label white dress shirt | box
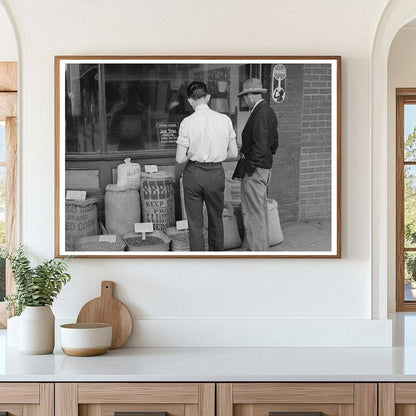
[176,104,236,163]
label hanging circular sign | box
[273,87,285,103]
[273,64,287,80]
[272,64,287,103]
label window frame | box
[0,62,17,327]
[396,88,416,311]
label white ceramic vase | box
[19,305,55,354]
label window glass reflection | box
[405,252,416,301]
[404,104,416,162]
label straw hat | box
[237,78,267,97]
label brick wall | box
[268,64,304,223]
[298,64,332,220]
[172,64,333,225]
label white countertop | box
[2,328,416,382]
[3,313,416,382]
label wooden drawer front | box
[78,383,200,404]
[235,403,342,416]
[0,404,25,416]
[0,383,53,416]
[80,403,186,416]
[218,384,376,416]
[379,383,416,416]
[57,383,215,416]
[395,384,416,404]
[233,384,354,404]
[0,383,39,403]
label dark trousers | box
[183,161,225,251]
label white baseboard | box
[56,317,392,347]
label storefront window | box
[103,64,193,152]
[65,64,102,153]
[64,62,264,157]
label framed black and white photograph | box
[55,56,341,258]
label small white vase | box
[19,306,55,354]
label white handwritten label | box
[176,220,189,230]
[144,165,158,173]
[134,222,154,234]
[66,190,86,200]
[99,235,117,243]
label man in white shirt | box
[176,81,238,251]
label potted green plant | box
[1,245,71,354]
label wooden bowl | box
[60,323,112,356]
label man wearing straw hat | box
[237,78,279,251]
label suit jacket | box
[240,100,278,175]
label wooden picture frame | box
[55,56,341,258]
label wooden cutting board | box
[76,281,133,349]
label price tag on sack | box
[176,220,188,230]
[99,235,117,243]
[134,222,154,240]
[66,190,86,200]
[144,165,158,173]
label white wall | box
[387,25,416,312]
[0,3,17,61]
[0,0,393,346]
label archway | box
[371,0,416,319]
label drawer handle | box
[115,412,167,416]
[270,413,324,416]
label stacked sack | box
[105,158,141,236]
